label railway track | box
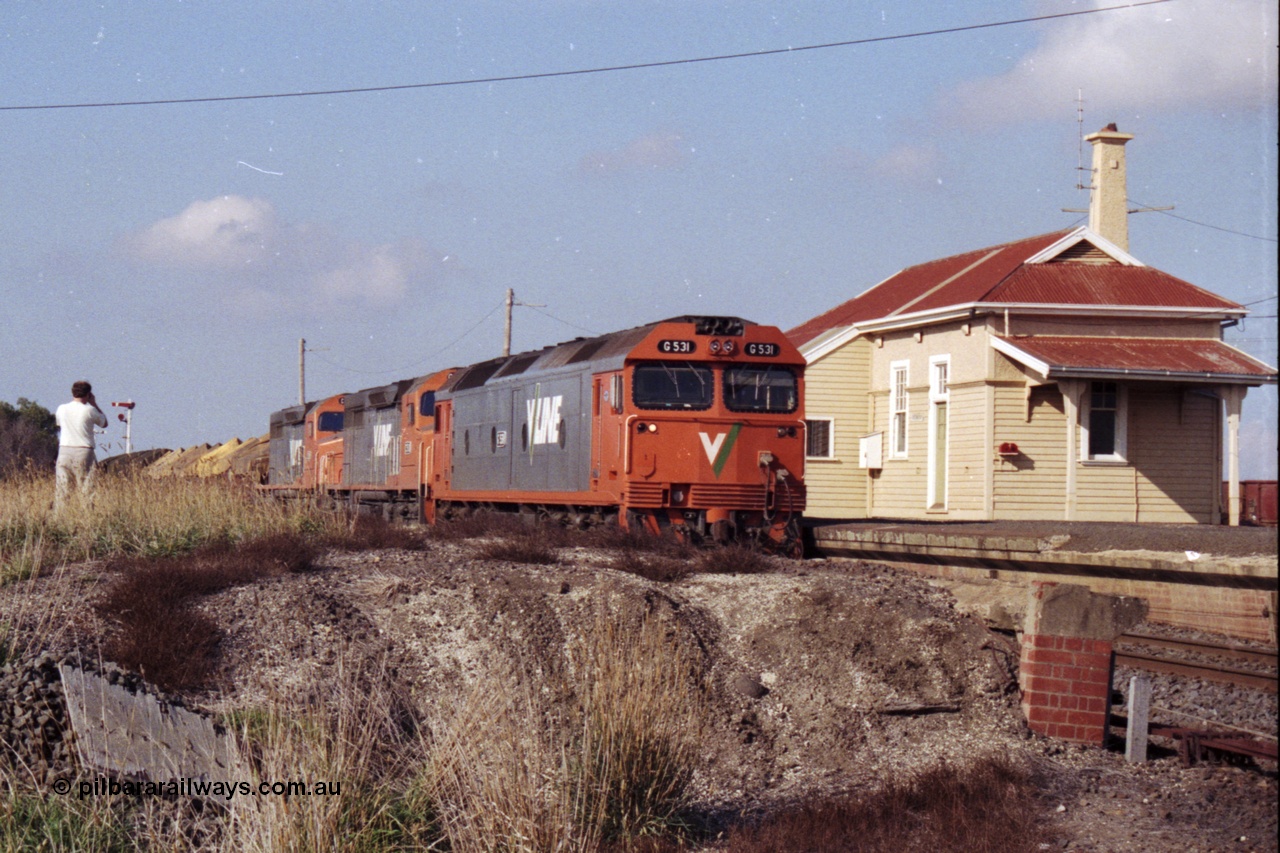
[1115,632,1278,694]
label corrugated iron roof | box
[995,336,1277,382]
[986,265,1241,309]
[787,229,1246,347]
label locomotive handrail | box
[623,415,638,474]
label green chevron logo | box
[699,423,742,478]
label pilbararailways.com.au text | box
[54,777,342,802]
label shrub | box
[95,533,319,692]
[723,754,1052,853]
[473,531,561,565]
[323,512,427,552]
[693,543,773,576]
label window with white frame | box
[889,360,909,458]
[930,357,950,402]
[805,418,833,459]
[1081,381,1127,461]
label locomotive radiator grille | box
[690,483,806,509]
[625,482,667,507]
[626,482,807,509]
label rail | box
[1115,633,1278,694]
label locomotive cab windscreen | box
[632,363,714,410]
[723,365,799,413]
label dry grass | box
[427,610,705,852]
[0,471,339,583]
[222,653,437,853]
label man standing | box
[54,380,108,511]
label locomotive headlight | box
[721,340,735,355]
[648,423,658,433]
[709,340,722,354]
[637,422,658,433]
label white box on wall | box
[859,432,883,469]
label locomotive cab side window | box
[723,365,798,413]
[632,362,714,410]
[317,411,344,433]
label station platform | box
[804,520,1277,643]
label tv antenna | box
[1061,92,1174,223]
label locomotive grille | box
[690,483,806,509]
[623,482,808,509]
[626,482,666,507]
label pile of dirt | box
[197,545,1024,817]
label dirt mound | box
[191,544,1021,814]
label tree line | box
[0,398,57,478]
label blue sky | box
[2,1,1276,476]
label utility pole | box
[299,338,306,406]
[502,289,545,357]
[503,290,513,357]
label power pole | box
[299,338,306,406]
[503,290,513,357]
[502,289,545,357]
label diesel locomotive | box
[264,315,806,554]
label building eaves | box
[991,336,1278,385]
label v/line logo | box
[699,424,742,477]
[526,395,563,446]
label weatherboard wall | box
[801,338,870,518]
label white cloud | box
[126,195,276,268]
[941,0,1277,126]
[580,131,689,174]
[123,195,446,314]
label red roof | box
[787,230,1246,348]
[994,336,1276,383]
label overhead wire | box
[1129,201,1277,244]
[311,297,507,379]
[0,1,1174,112]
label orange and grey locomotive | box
[428,315,805,554]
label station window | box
[1082,381,1127,461]
[889,360,909,459]
[805,419,833,459]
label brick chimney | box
[1084,123,1134,251]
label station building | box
[789,126,1277,525]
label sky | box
[2,0,1276,477]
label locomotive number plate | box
[658,339,696,354]
[745,342,780,357]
